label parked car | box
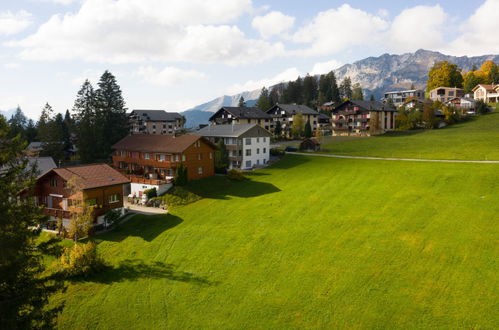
[284,146,298,152]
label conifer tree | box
[73,80,97,163]
[273,120,282,138]
[339,77,352,100]
[0,116,63,328]
[256,87,271,111]
[7,106,27,140]
[351,83,364,100]
[328,71,341,103]
[94,71,128,161]
[304,120,312,138]
[269,87,279,106]
[238,96,246,107]
[25,119,38,143]
[302,74,318,108]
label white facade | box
[130,182,172,197]
[241,136,270,170]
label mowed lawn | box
[52,155,498,329]
[316,111,499,160]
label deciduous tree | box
[427,61,463,92]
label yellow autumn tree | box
[427,61,463,92]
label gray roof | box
[335,100,397,112]
[130,109,183,122]
[196,124,272,138]
[270,104,319,115]
[27,141,45,150]
[211,107,271,121]
[28,157,57,177]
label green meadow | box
[50,115,499,329]
[316,111,499,160]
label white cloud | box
[251,11,295,39]
[136,66,207,86]
[389,5,447,52]
[310,59,342,75]
[226,67,302,94]
[291,4,389,56]
[33,0,80,4]
[3,62,21,69]
[9,0,284,65]
[445,0,499,56]
[0,10,33,35]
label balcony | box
[339,110,358,115]
[333,126,350,131]
[332,119,347,124]
[43,207,72,219]
[125,174,173,185]
[113,155,175,168]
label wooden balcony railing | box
[113,155,176,168]
[125,174,173,185]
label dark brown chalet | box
[331,100,397,136]
[34,164,130,228]
[209,106,272,131]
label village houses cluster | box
[27,80,498,232]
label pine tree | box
[25,119,38,143]
[7,106,27,140]
[318,74,331,106]
[329,72,341,103]
[0,116,63,328]
[256,87,271,111]
[36,103,53,143]
[302,74,318,108]
[94,71,128,161]
[351,83,364,100]
[269,87,279,105]
[73,80,97,163]
[339,77,352,100]
[304,120,312,138]
[238,96,246,107]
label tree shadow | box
[96,214,183,243]
[186,176,281,200]
[268,154,309,169]
[378,129,426,137]
[70,259,216,286]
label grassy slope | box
[53,155,498,329]
[316,112,499,160]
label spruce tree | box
[370,95,375,102]
[94,71,128,161]
[339,77,352,100]
[238,96,246,107]
[351,83,364,100]
[0,116,63,328]
[274,120,282,138]
[329,72,341,103]
[7,106,27,140]
[25,119,38,143]
[269,87,279,106]
[302,74,318,108]
[304,120,312,138]
[73,80,97,163]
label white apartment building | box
[196,124,272,170]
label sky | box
[0,0,498,119]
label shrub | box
[175,164,188,186]
[104,209,121,227]
[144,187,157,199]
[52,242,105,278]
[227,169,245,181]
[476,100,489,115]
[270,148,285,156]
[152,187,201,207]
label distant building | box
[429,87,464,103]
[446,97,477,111]
[472,84,499,103]
[196,124,272,170]
[112,134,215,196]
[208,106,272,131]
[383,89,425,107]
[300,138,321,152]
[28,157,57,177]
[34,164,130,228]
[129,109,184,135]
[266,104,320,136]
[331,100,397,136]
[318,101,339,112]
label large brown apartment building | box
[129,109,185,135]
[112,134,216,196]
[209,106,272,131]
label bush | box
[143,187,157,199]
[152,187,201,207]
[270,148,285,156]
[52,241,105,278]
[476,100,489,115]
[227,169,245,181]
[104,209,121,227]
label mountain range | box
[182,49,499,128]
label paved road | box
[286,152,499,164]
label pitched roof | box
[26,141,45,150]
[130,109,183,121]
[472,84,498,92]
[28,157,57,177]
[271,104,319,115]
[196,124,272,138]
[334,100,397,112]
[112,134,212,153]
[44,164,129,190]
[210,107,271,121]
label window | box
[198,153,202,160]
[152,124,156,129]
[245,160,252,168]
[263,148,266,153]
[246,149,251,156]
[245,138,251,145]
[50,178,57,187]
[163,124,166,128]
[198,167,203,174]
[209,152,213,159]
[86,198,97,206]
[144,153,150,159]
[257,148,260,154]
[182,155,186,161]
[263,137,266,142]
[175,155,179,162]
[257,137,260,143]
[108,194,119,203]
[256,159,260,165]
[120,150,125,156]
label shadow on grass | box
[378,129,426,137]
[97,214,182,243]
[268,154,309,169]
[71,259,215,286]
[187,176,281,200]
